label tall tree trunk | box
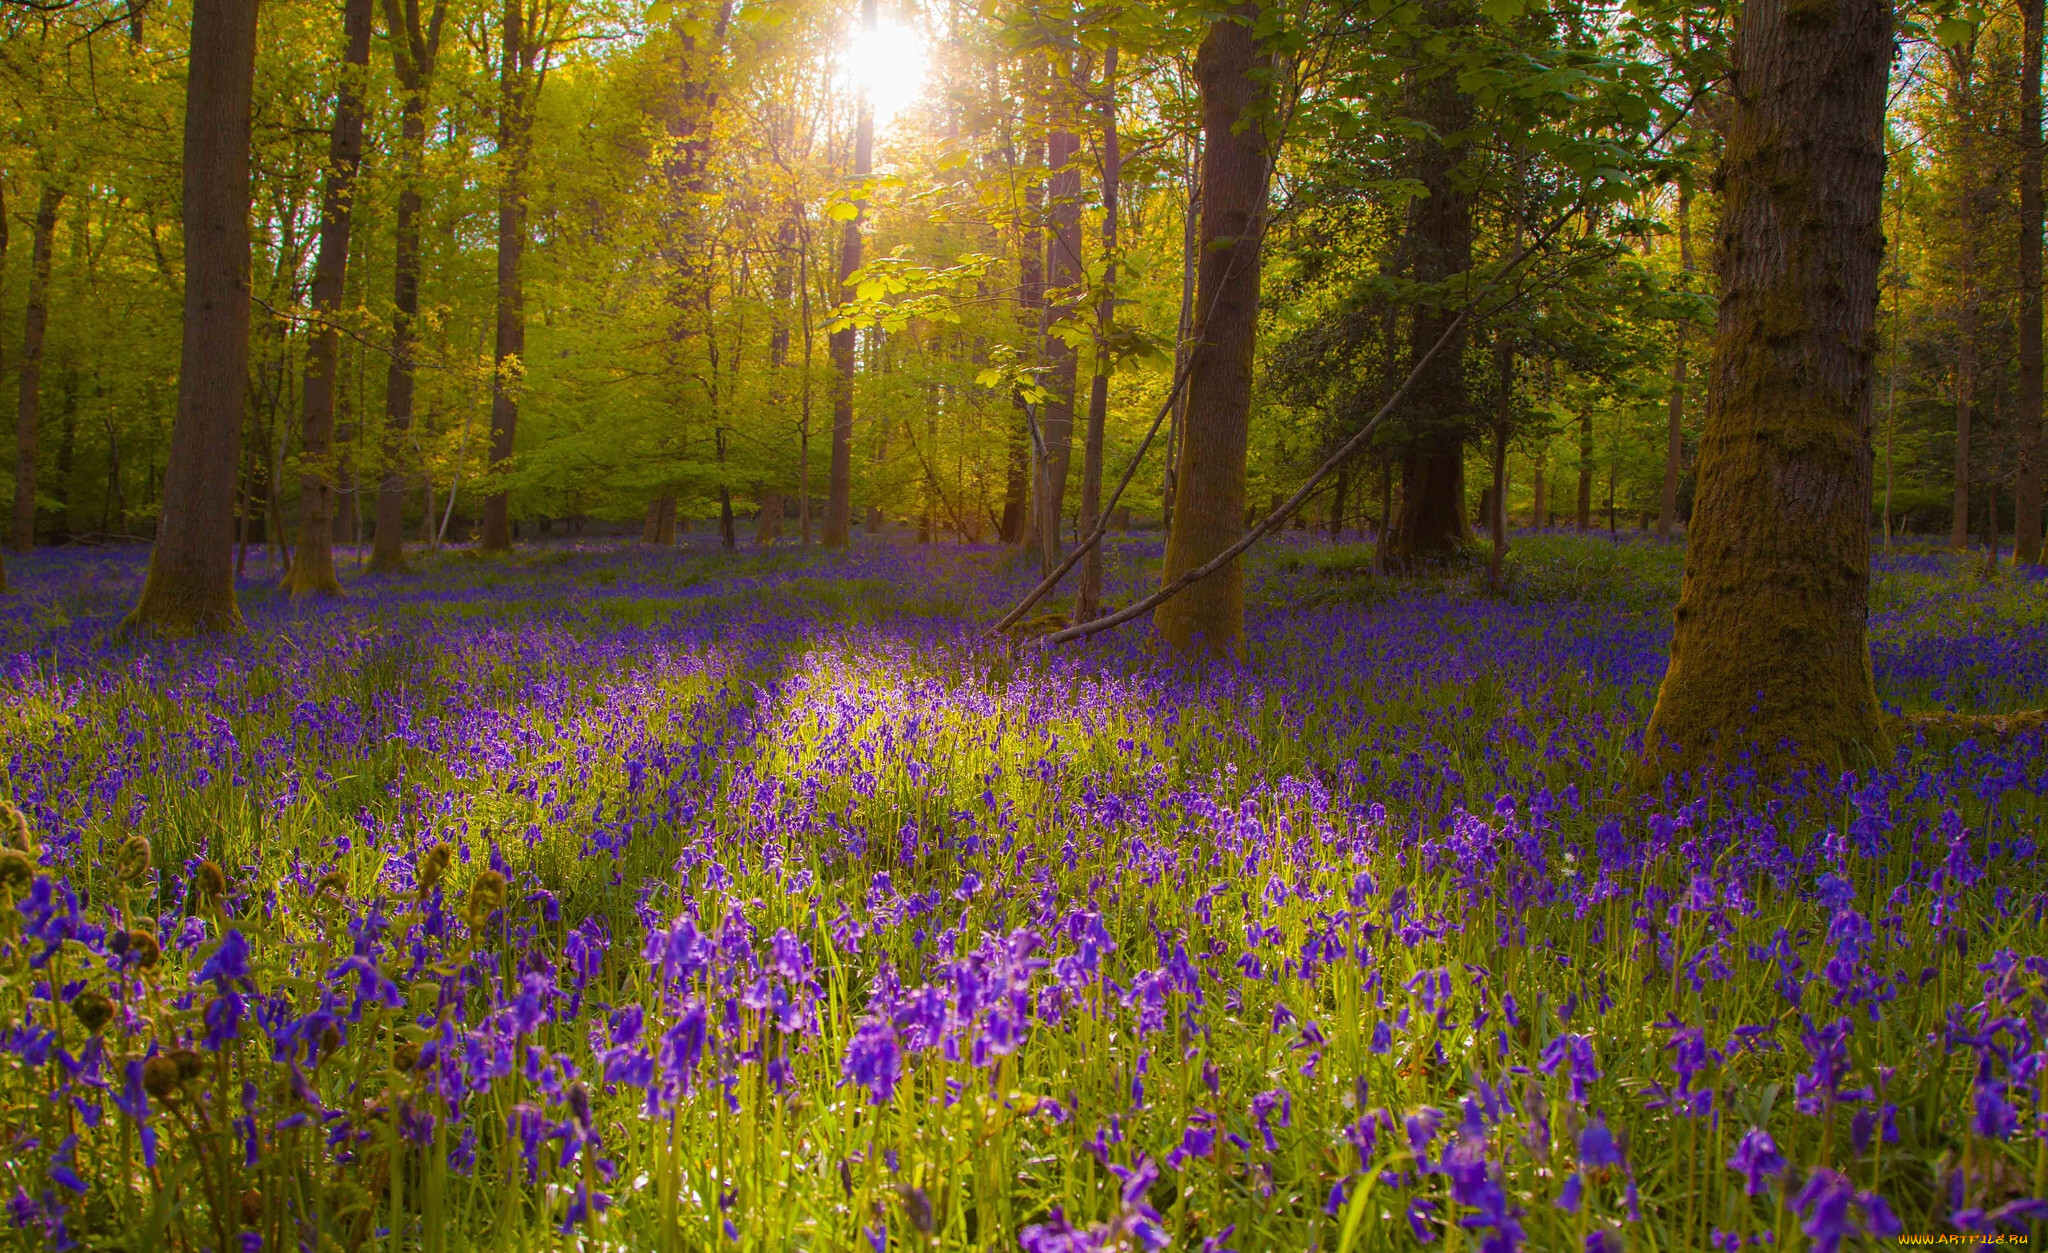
[481,0,535,553]
[1165,132,1201,534]
[1386,31,1474,569]
[127,0,258,633]
[2017,0,2045,565]
[283,0,373,596]
[11,183,62,554]
[825,0,877,548]
[1153,4,1271,655]
[371,0,446,572]
[1532,446,1547,527]
[1002,110,1047,546]
[1639,0,1891,778]
[1076,46,1119,622]
[1036,118,1083,574]
[1658,183,1694,542]
[1328,465,1347,542]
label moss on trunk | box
[1638,0,1892,781]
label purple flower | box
[1727,1128,1786,1195]
[1577,1116,1622,1170]
[843,1017,902,1105]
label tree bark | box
[1531,446,1547,527]
[1657,183,1694,542]
[370,0,446,572]
[283,0,373,596]
[11,183,62,554]
[1077,46,1119,622]
[2017,0,2045,565]
[127,0,258,633]
[1036,120,1083,574]
[481,0,536,553]
[1639,0,1891,779]
[825,0,877,548]
[1154,4,1271,655]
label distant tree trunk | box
[1531,447,1547,526]
[11,183,62,554]
[1077,46,1119,622]
[825,0,877,548]
[1658,183,1694,543]
[371,0,446,573]
[1002,111,1047,547]
[283,0,373,597]
[1036,120,1083,575]
[126,0,258,633]
[1154,4,1271,655]
[1639,0,1890,779]
[481,0,537,553]
[1385,24,1474,569]
[1576,410,1594,530]
[642,494,676,545]
[2017,0,2045,565]
[1328,465,1347,542]
[756,491,782,544]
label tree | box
[126,0,260,633]
[1382,8,1474,570]
[1154,2,1271,655]
[282,0,374,597]
[1639,0,1891,777]
[480,0,561,552]
[11,182,62,553]
[369,0,448,572]
[1076,42,1119,623]
[824,0,877,549]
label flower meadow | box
[0,533,2044,1253]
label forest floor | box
[0,531,2043,1250]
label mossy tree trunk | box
[1639,0,1891,779]
[1153,2,1272,655]
[127,0,258,634]
[283,0,373,598]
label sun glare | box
[842,21,930,131]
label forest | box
[0,0,2046,1246]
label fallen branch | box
[1890,708,2048,738]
